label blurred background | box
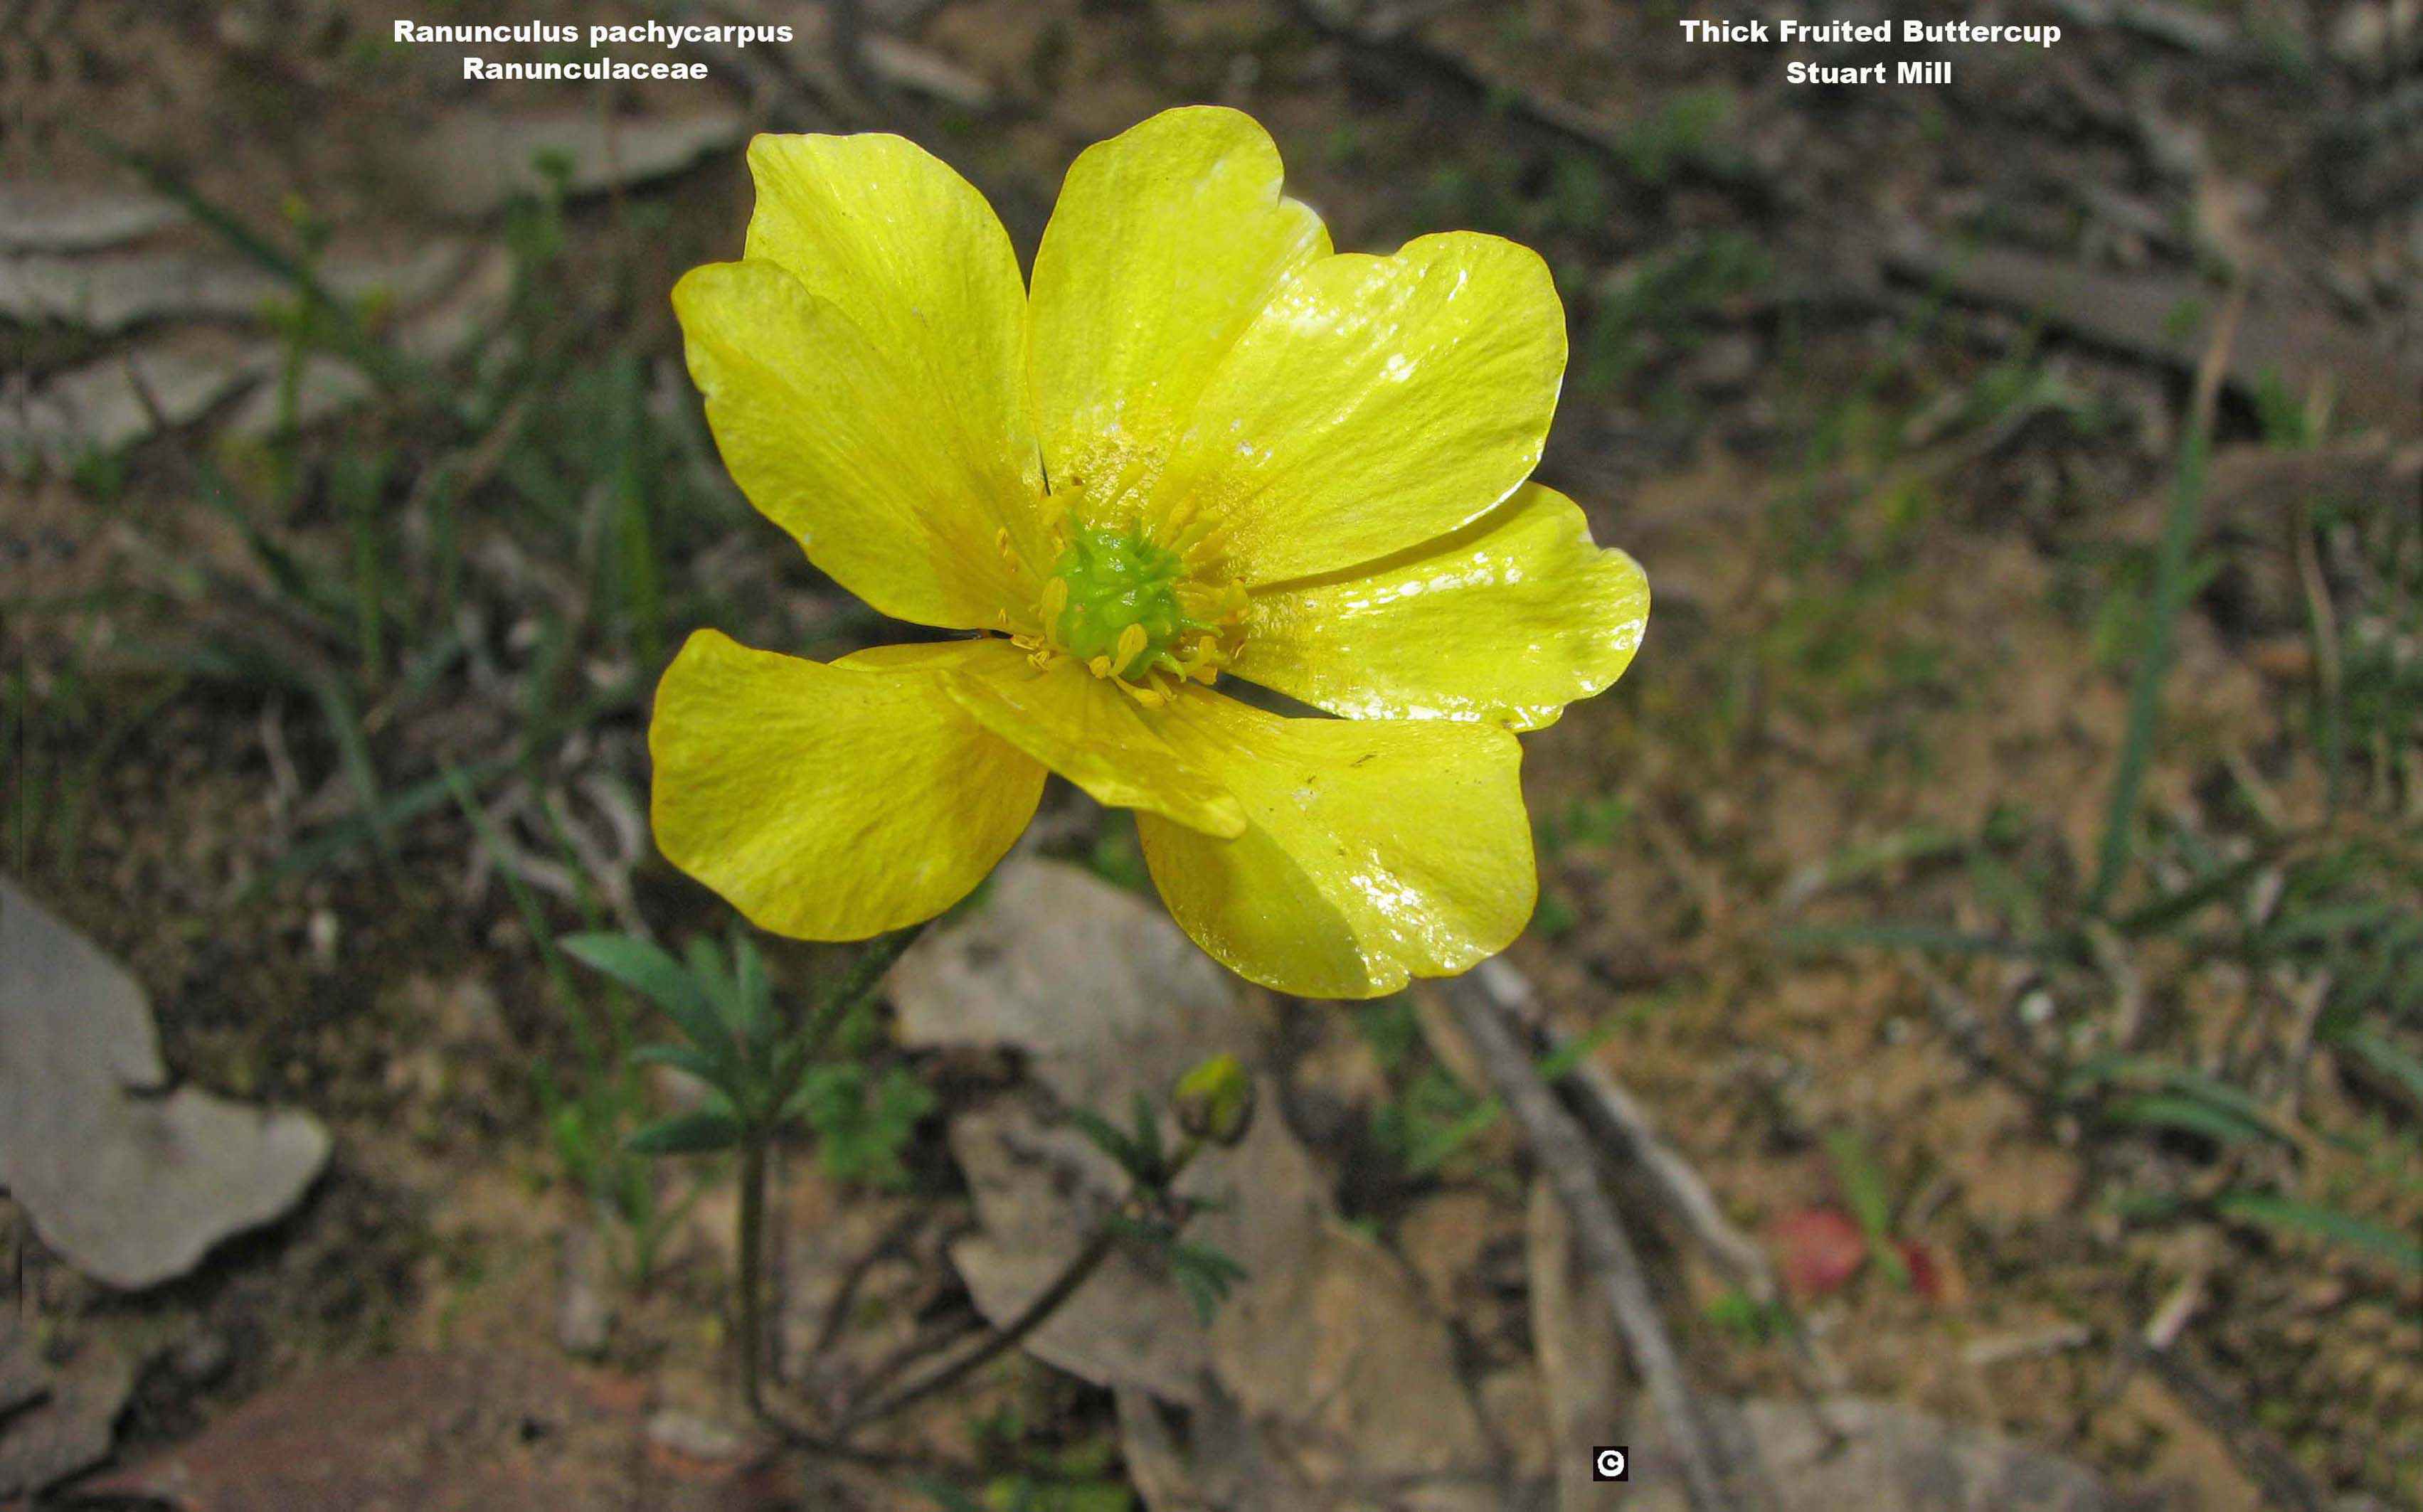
[3,1,2418,1508]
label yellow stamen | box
[1109,622,1148,678]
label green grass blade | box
[90,132,445,410]
[309,672,393,861]
[2061,1053,2279,1128]
[2085,422,2212,915]
[2113,852,2269,939]
[1406,1099,1503,1175]
[2331,1025,2423,1111]
[2105,1095,2271,1146]
[2214,1192,2423,1273]
[1777,922,2053,959]
[445,762,595,1077]
[1823,1127,1911,1288]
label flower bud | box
[1172,1053,1255,1147]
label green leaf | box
[630,1042,726,1088]
[786,1063,933,1188]
[1067,1107,1139,1173]
[562,933,737,1070]
[624,1107,742,1156]
[1130,1092,1165,1178]
[2214,1193,2423,1273]
[684,935,746,1034]
[1170,1241,1250,1325]
[1172,1239,1248,1284]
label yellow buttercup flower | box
[653,107,1648,999]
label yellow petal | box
[675,260,1039,631]
[650,630,1044,940]
[744,134,1044,526]
[1230,483,1648,731]
[1028,107,1329,526]
[846,639,1247,838]
[1154,231,1566,585]
[1136,694,1534,998]
[679,131,1053,627]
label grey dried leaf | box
[0,879,330,1290]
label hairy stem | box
[805,920,930,1053]
[843,1139,1199,1431]
[738,922,928,1424]
[736,1132,768,1415]
[842,1227,1118,1432]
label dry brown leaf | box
[77,1351,783,1512]
[893,860,1503,1511]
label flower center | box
[1013,524,1247,706]
[1049,527,1189,675]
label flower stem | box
[736,1131,768,1416]
[804,920,930,1053]
[840,1139,1202,1432]
[734,922,928,1424]
[842,1227,1117,1432]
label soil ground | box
[4,1,2419,1508]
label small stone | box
[306,910,339,974]
[645,1407,749,1466]
[1688,332,1760,393]
[556,1226,613,1359]
[171,1329,234,1386]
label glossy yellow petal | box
[675,260,1039,631]
[1230,483,1648,731]
[1028,106,1329,526]
[744,133,1046,564]
[650,631,1043,940]
[1136,694,1534,999]
[1153,231,1565,586]
[845,638,1246,837]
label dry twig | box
[1471,959,1774,1301]
[1438,967,1746,1512]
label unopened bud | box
[1172,1053,1255,1146]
